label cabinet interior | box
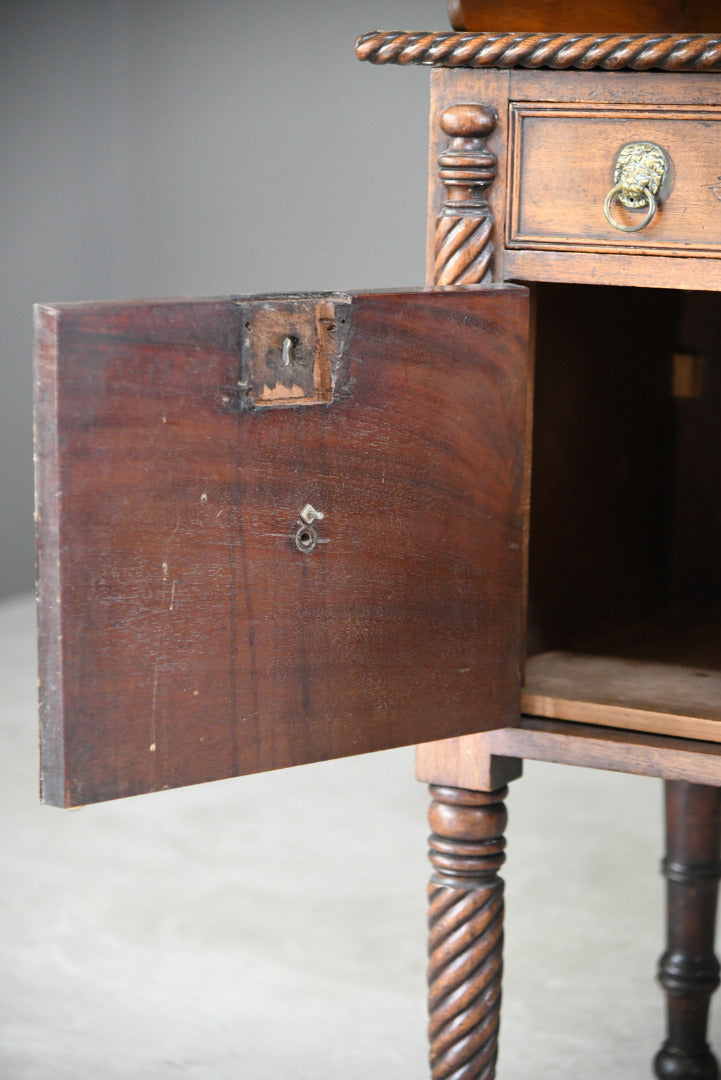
[523,282,721,741]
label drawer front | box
[508,102,721,258]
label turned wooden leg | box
[655,781,721,1080]
[427,784,507,1080]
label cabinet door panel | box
[34,287,530,806]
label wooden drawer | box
[425,69,721,290]
[507,101,721,259]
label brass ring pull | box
[603,141,669,235]
[604,182,657,233]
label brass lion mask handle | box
[604,141,669,233]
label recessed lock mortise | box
[239,295,351,409]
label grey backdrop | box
[1,0,444,599]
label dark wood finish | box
[426,77,721,746]
[523,284,721,743]
[672,292,721,610]
[447,0,719,33]
[34,288,530,806]
[528,282,679,652]
[356,32,721,74]
[427,784,509,1080]
[655,782,721,1080]
[407,20,721,1080]
[32,15,721,1079]
[435,103,497,285]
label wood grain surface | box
[507,102,721,259]
[523,611,721,742]
[447,0,719,33]
[427,69,721,291]
[523,651,721,741]
[417,719,721,790]
[35,288,530,807]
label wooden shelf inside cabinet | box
[523,615,721,742]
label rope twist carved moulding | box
[355,31,721,73]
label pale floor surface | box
[1,592,718,1079]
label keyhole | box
[282,335,298,367]
[293,523,318,554]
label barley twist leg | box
[427,785,508,1080]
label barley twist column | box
[427,784,508,1080]
[434,104,497,286]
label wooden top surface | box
[448,0,719,34]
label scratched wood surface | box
[34,288,530,806]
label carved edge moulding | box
[356,32,721,72]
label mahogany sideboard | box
[33,2,721,1077]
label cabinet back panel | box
[528,283,680,653]
[671,292,721,607]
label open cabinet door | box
[34,287,530,807]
